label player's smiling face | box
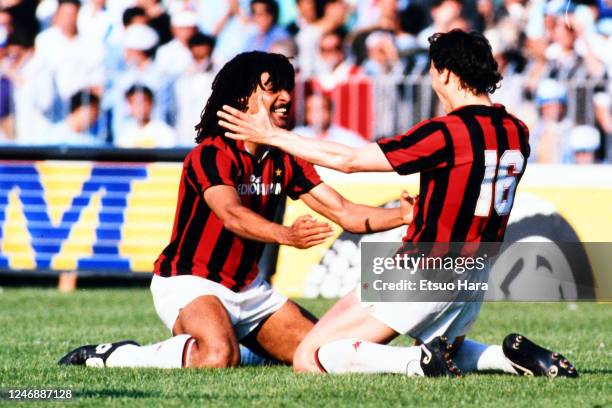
[247,72,292,129]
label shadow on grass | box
[77,389,162,399]
[578,369,612,375]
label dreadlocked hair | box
[194,51,295,144]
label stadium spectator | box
[0,8,14,45]
[77,0,114,44]
[34,0,105,119]
[308,28,371,140]
[136,0,172,45]
[285,0,319,37]
[291,0,347,76]
[475,0,496,32]
[416,0,464,48]
[354,0,407,37]
[313,28,362,88]
[269,36,298,60]
[122,6,148,27]
[174,32,216,146]
[207,0,251,65]
[531,79,574,163]
[361,30,403,77]
[245,0,289,52]
[2,0,39,45]
[0,75,13,140]
[570,4,609,78]
[100,7,149,101]
[286,0,320,75]
[594,88,612,160]
[108,23,174,139]
[49,90,102,145]
[354,0,385,29]
[1,30,53,144]
[155,9,198,78]
[114,85,175,148]
[293,93,366,147]
[545,16,585,80]
[568,125,601,164]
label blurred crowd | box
[0,0,610,163]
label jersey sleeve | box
[189,145,237,192]
[287,156,322,200]
[377,119,451,175]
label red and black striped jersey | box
[377,104,530,243]
[154,136,322,291]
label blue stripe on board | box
[92,245,119,255]
[0,166,38,175]
[78,258,131,271]
[91,167,147,177]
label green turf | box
[0,288,610,407]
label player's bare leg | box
[172,295,240,367]
[293,289,400,373]
[294,291,514,375]
[241,300,317,364]
[59,295,241,368]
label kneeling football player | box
[59,51,416,369]
[216,32,578,378]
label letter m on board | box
[0,162,146,271]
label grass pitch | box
[0,288,610,407]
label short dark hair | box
[428,29,502,95]
[125,84,154,101]
[69,90,100,113]
[58,0,81,7]
[250,0,279,24]
[432,0,461,8]
[122,6,146,27]
[188,32,216,49]
[195,51,294,143]
[307,92,334,112]
[7,29,34,49]
[325,26,348,43]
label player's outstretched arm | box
[205,185,333,249]
[217,96,393,173]
[299,183,416,234]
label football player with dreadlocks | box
[58,51,416,369]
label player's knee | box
[293,343,321,373]
[189,341,239,368]
[206,344,240,368]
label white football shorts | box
[150,274,287,339]
[360,267,488,343]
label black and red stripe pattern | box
[154,136,321,291]
[377,104,530,244]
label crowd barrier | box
[4,75,606,151]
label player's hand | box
[228,0,241,15]
[217,94,276,145]
[399,190,418,224]
[284,215,333,249]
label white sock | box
[105,335,194,368]
[453,340,517,374]
[317,339,424,376]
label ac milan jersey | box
[377,104,530,243]
[154,136,322,291]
